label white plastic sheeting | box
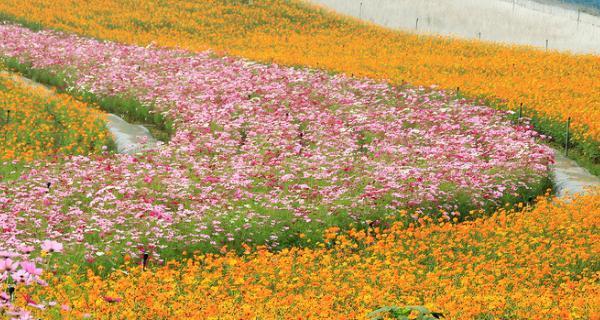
[105,113,157,154]
[308,0,600,54]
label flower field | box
[0,0,597,169]
[0,21,560,318]
[0,71,109,163]
[0,22,553,260]
[0,0,598,319]
[8,194,600,319]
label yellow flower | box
[17,194,600,319]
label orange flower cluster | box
[0,0,597,144]
[20,194,600,319]
[0,72,110,162]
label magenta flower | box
[103,296,122,303]
[23,294,45,310]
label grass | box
[0,11,45,31]
[0,160,28,181]
[38,172,553,279]
[509,105,599,176]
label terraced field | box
[0,1,597,319]
[0,0,597,173]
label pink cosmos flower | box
[280,174,295,182]
[5,310,34,320]
[0,251,17,259]
[17,245,35,254]
[41,240,63,253]
[0,258,16,273]
[21,261,42,276]
[11,269,30,284]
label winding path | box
[552,150,600,197]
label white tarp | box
[309,0,600,55]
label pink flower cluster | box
[0,241,61,318]
[0,24,553,261]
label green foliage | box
[368,305,444,320]
[0,12,45,31]
[0,160,27,181]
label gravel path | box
[552,150,600,197]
